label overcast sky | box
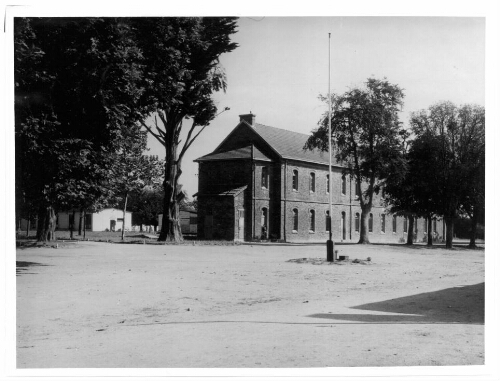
[147,16,485,197]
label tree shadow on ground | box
[308,283,484,325]
[16,261,50,276]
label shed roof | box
[194,185,248,198]
[195,145,271,162]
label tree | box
[128,187,165,229]
[108,125,164,239]
[15,17,146,242]
[133,17,238,242]
[306,78,406,244]
[383,129,441,246]
[409,102,485,249]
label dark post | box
[327,216,335,262]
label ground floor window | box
[261,208,268,238]
[355,213,360,232]
[368,213,373,233]
[292,209,298,232]
[404,217,408,233]
[392,215,397,233]
[381,214,386,233]
[309,210,315,232]
[325,210,331,232]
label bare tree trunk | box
[121,192,128,241]
[444,215,454,249]
[358,207,370,244]
[78,209,83,235]
[427,216,433,246]
[83,210,87,240]
[406,215,414,245]
[36,205,56,242]
[158,147,183,242]
[70,210,75,239]
[469,212,478,249]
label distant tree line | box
[306,78,485,249]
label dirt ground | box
[16,241,484,369]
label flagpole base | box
[327,240,334,262]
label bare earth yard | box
[16,241,484,368]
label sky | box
[146,16,485,197]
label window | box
[325,210,331,232]
[261,208,268,238]
[292,209,298,232]
[309,210,315,232]
[369,213,373,233]
[341,175,347,195]
[414,218,417,234]
[381,214,386,233]
[392,215,397,233]
[261,208,268,228]
[355,213,360,232]
[292,169,298,191]
[433,218,437,233]
[261,166,269,189]
[355,183,360,199]
[326,174,330,194]
[404,217,408,233]
[424,218,428,233]
[309,172,316,193]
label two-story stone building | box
[194,113,443,243]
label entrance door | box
[204,215,213,239]
[237,209,245,240]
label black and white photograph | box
[2,1,499,380]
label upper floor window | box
[292,169,298,191]
[392,215,397,233]
[309,210,315,232]
[369,213,373,233]
[341,175,347,195]
[309,172,316,193]
[355,212,360,232]
[381,214,386,233]
[261,166,269,189]
[292,208,298,232]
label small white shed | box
[53,208,132,232]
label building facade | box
[195,113,444,243]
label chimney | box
[239,112,256,126]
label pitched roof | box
[195,145,271,162]
[252,123,333,165]
[194,119,339,167]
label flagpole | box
[327,32,335,262]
